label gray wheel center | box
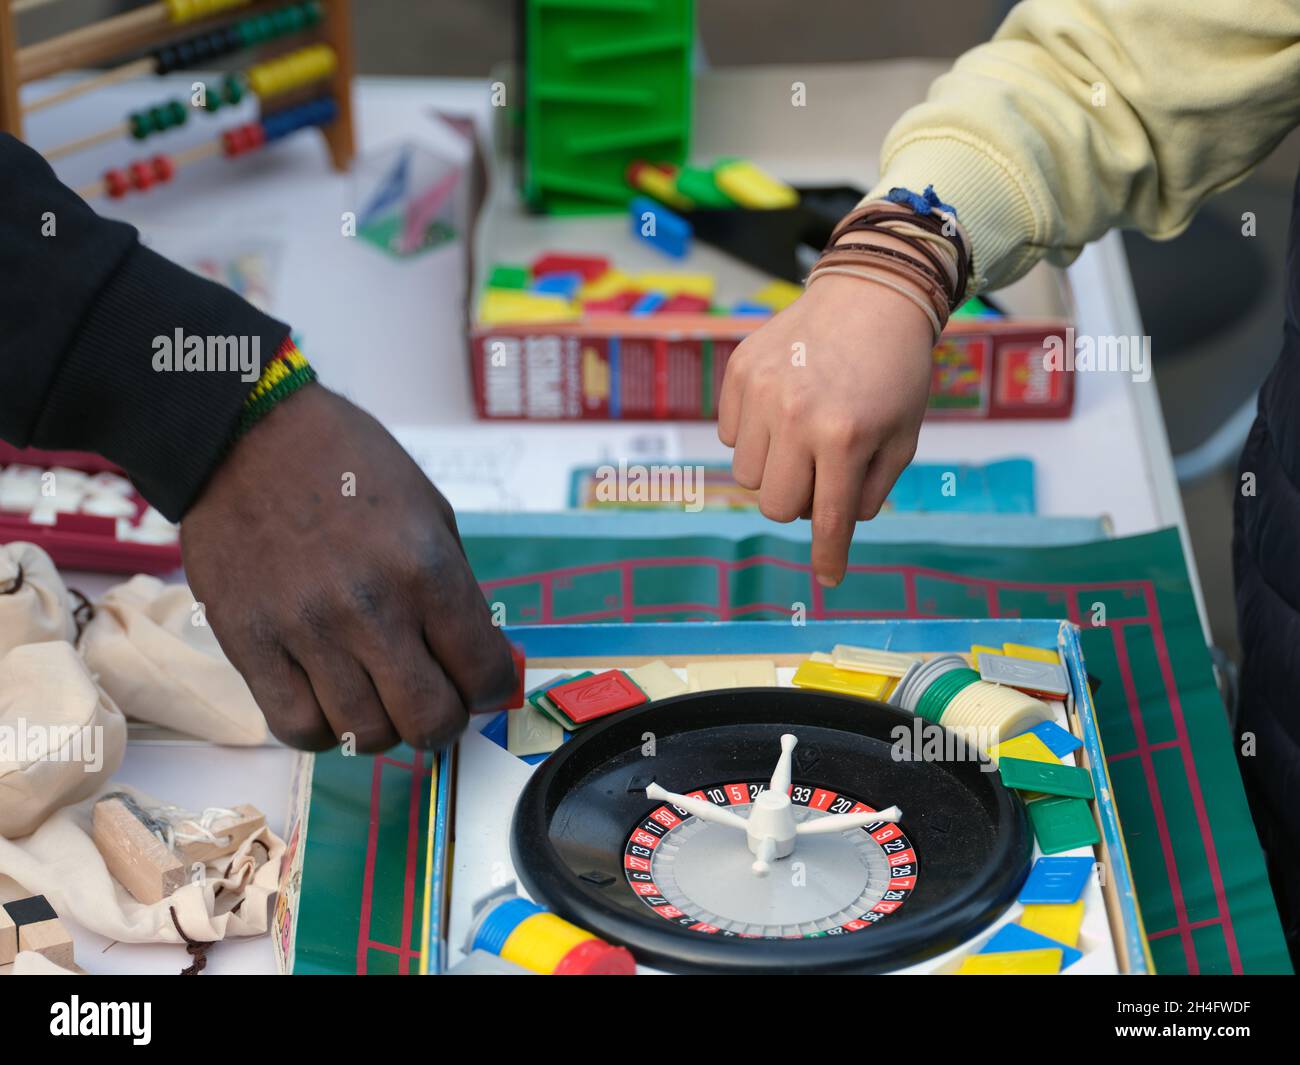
[650,804,891,934]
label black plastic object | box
[511,687,1033,974]
[677,185,866,284]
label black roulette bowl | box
[510,686,1033,974]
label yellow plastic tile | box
[713,160,799,209]
[633,272,715,299]
[630,166,694,210]
[627,660,688,701]
[686,659,777,691]
[989,732,1060,766]
[479,288,579,325]
[750,279,803,312]
[1021,901,1086,948]
[1003,642,1061,665]
[956,948,1062,975]
[970,644,1002,669]
[791,659,892,700]
[579,270,635,302]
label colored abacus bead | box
[152,154,175,184]
[129,161,155,191]
[165,0,253,26]
[246,43,336,99]
[104,169,129,199]
[221,75,245,105]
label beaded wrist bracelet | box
[236,336,316,438]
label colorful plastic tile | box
[791,659,892,700]
[957,948,1062,975]
[713,159,798,209]
[633,272,714,299]
[980,923,1081,970]
[829,644,920,677]
[1025,720,1083,758]
[1002,642,1061,664]
[989,732,1059,766]
[686,660,778,692]
[548,670,647,725]
[999,757,1094,799]
[1021,900,1087,947]
[627,660,688,701]
[1027,797,1101,855]
[1018,856,1095,904]
[531,253,608,281]
[487,263,530,289]
[531,271,583,300]
[979,652,1070,697]
[506,705,564,757]
[630,196,691,258]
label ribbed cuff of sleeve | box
[863,131,1045,294]
[29,241,292,521]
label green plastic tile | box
[1027,796,1100,855]
[999,756,1095,799]
[488,263,531,289]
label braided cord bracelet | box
[236,336,317,439]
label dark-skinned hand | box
[181,384,517,752]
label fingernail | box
[816,574,840,588]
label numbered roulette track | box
[511,686,1034,974]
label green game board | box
[284,523,1290,975]
[284,744,434,975]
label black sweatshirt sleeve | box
[0,134,292,521]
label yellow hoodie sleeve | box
[865,0,1300,292]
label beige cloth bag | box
[0,784,284,970]
[0,542,77,658]
[79,575,268,746]
[0,642,127,839]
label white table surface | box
[12,72,1196,974]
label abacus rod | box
[72,134,221,199]
[23,58,155,115]
[42,119,128,161]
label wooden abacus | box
[0,0,355,198]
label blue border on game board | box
[497,617,1151,974]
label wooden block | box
[0,900,15,966]
[93,796,186,904]
[3,896,74,970]
[174,804,266,865]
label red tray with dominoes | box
[0,444,182,575]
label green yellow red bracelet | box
[236,337,316,438]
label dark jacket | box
[1233,169,1300,959]
[0,134,289,520]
